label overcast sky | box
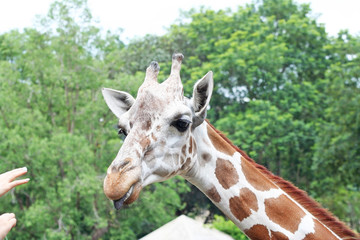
[0,0,359,42]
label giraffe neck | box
[182,121,344,240]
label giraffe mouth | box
[113,185,134,210]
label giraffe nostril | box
[119,160,131,169]
[111,158,132,172]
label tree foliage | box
[0,1,188,239]
[212,215,248,240]
[0,0,359,238]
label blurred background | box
[0,0,359,239]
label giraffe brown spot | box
[303,233,315,240]
[207,125,236,155]
[303,219,339,240]
[215,158,239,189]
[202,153,211,162]
[206,186,221,203]
[192,139,197,155]
[140,137,150,151]
[139,101,145,109]
[189,137,193,154]
[265,194,306,233]
[241,157,278,191]
[229,187,258,221]
[142,120,152,131]
[136,150,141,159]
[200,153,211,166]
[151,133,157,141]
[156,125,161,131]
[181,145,187,156]
[270,231,289,240]
[244,224,270,240]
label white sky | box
[0,0,359,42]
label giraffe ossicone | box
[102,54,358,240]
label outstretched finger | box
[5,167,28,182]
[9,178,30,188]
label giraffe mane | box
[205,120,359,239]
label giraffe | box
[102,53,359,240]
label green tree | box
[1,0,359,237]
[0,0,190,239]
[312,31,360,231]
[155,0,330,216]
[162,0,358,231]
[212,215,248,240]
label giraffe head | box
[102,53,213,209]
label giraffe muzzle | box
[103,160,142,202]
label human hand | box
[0,213,16,240]
[0,167,29,197]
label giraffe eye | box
[171,119,191,132]
[117,128,127,138]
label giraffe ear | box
[102,88,135,118]
[191,71,213,128]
